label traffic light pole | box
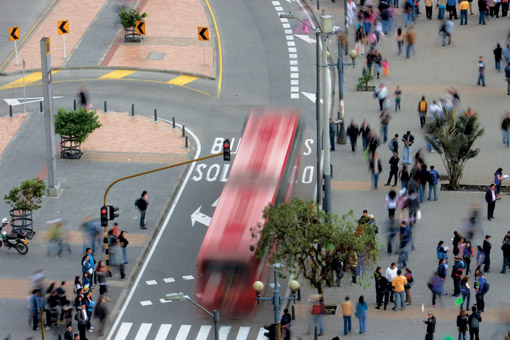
[102,152,225,270]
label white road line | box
[140,300,152,306]
[280,18,289,23]
[291,93,300,99]
[284,29,293,35]
[290,60,298,65]
[275,6,284,11]
[114,322,132,340]
[290,66,299,72]
[289,54,297,59]
[290,73,299,78]
[235,326,250,340]
[196,325,212,340]
[163,277,175,283]
[291,87,299,92]
[272,1,280,5]
[287,41,295,46]
[285,35,294,40]
[155,324,172,340]
[219,326,231,340]
[288,47,297,53]
[291,79,299,85]
[105,121,202,340]
[159,298,172,304]
[146,280,157,285]
[282,23,291,28]
[182,275,194,280]
[134,323,152,340]
[175,325,192,340]
[256,327,267,340]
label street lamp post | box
[335,44,358,145]
[165,293,220,340]
[280,12,322,207]
[253,266,300,326]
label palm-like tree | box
[425,111,484,190]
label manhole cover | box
[148,52,165,60]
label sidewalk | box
[285,1,510,339]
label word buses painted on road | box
[191,137,315,183]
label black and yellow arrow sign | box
[9,26,19,41]
[198,27,209,41]
[58,20,69,35]
[136,21,145,35]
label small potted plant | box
[356,69,375,92]
[54,107,102,159]
[119,8,148,42]
[4,178,46,236]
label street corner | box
[79,111,191,163]
[0,113,28,156]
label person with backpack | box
[451,256,464,296]
[437,258,448,294]
[136,190,149,229]
[463,241,474,274]
[417,96,428,128]
[404,267,414,305]
[427,166,439,201]
[468,305,482,339]
[474,270,488,312]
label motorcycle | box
[0,220,29,255]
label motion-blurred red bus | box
[196,108,303,316]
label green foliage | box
[54,107,102,144]
[250,198,379,296]
[425,111,484,190]
[356,69,374,91]
[4,178,46,211]
[119,8,148,29]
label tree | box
[54,107,102,144]
[250,198,379,296]
[4,178,46,211]
[119,8,147,29]
[425,110,484,190]
[356,69,375,91]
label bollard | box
[154,109,157,121]
[40,101,43,112]
[131,104,134,116]
[73,99,76,110]
[182,125,185,137]
[185,136,188,148]
[172,117,175,128]
[314,326,318,340]
[104,101,107,113]
[291,305,295,320]
[9,105,12,117]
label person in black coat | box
[347,120,359,153]
[483,235,492,272]
[485,184,496,220]
[64,323,74,340]
[385,152,400,186]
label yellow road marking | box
[167,75,199,86]
[0,71,60,90]
[204,0,222,98]
[99,70,136,79]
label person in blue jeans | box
[428,165,439,200]
[341,296,352,335]
[477,56,486,87]
[355,296,368,334]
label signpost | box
[58,20,69,58]
[9,26,20,66]
[198,27,209,66]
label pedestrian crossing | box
[114,322,267,340]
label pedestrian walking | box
[468,305,482,339]
[501,113,510,146]
[309,295,325,336]
[437,258,448,292]
[341,296,352,335]
[329,118,336,151]
[399,164,409,191]
[485,184,497,220]
[385,153,400,187]
[399,221,412,267]
[280,309,291,340]
[477,56,486,87]
[405,27,416,59]
[459,275,471,310]
[77,87,89,108]
[476,245,485,268]
[457,309,469,340]
[95,260,108,297]
[359,120,371,151]
[136,190,149,229]
[482,235,492,272]
[118,230,129,264]
[424,311,436,340]
[369,153,383,190]
[460,0,470,23]
[375,83,388,111]
[402,131,414,164]
[494,168,503,200]
[391,269,407,310]
[417,96,428,128]
[380,110,391,144]
[355,296,368,334]
[394,85,402,111]
[110,239,126,280]
[404,268,414,305]
[494,43,503,72]
[427,166,439,201]
[94,296,109,337]
[347,119,359,152]
[428,272,443,307]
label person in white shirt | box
[385,263,398,302]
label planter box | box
[124,27,143,42]
[356,85,376,92]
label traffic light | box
[100,206,108,227]
[263,324,276,340]
[108,205,119,220]
[223,138,231,161]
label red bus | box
[196,108,303,316]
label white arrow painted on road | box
[4,96,64,106]
[294,34,316,44]
[211,197,220,207]
[301,92,323,104]
[191,206,211,227]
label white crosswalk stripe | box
[219,326,231,340]
[236,326,250,340]
[175,324,192,340]
[154,324,172,340]
[196,325,212,340]
[134,323,151,340]
[256,327,267,340]
[114,322,133,340]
